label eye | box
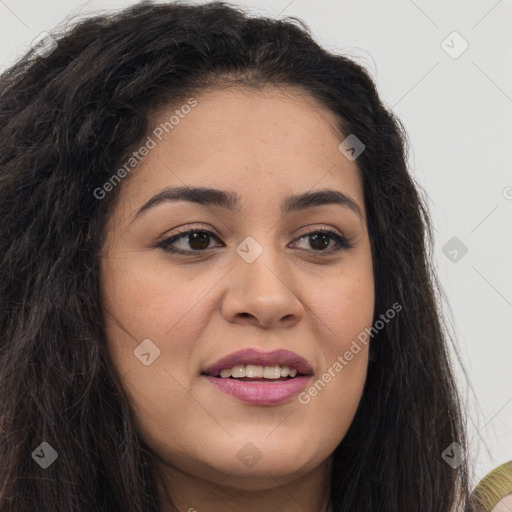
[157,228,224,254]
[290,228,354,254]
[157,227,354,255]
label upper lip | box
[202,348,314,377]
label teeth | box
[218,364,299,379]
[231,365,245,378]
[246,365,263,378]
[263,365,280,379]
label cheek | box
[309,253,375,350]
[101,252,219,350]
[100,255,222,436]
[295,311,370,459]
[295,255,374,436]
[100,256,216,447]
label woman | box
[0,2,476,510]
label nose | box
[220,244,304,329]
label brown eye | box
[158,230,223,254]
[187,232,212,250]
[291,229,354,253]
[307,232,331,251]
[157,227,354,256]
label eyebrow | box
[131,186,363,222]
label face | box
[100,86,375,493]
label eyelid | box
[158,223,222,242]
[293,224,345,240]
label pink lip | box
[204,375,311,405]
[201,348,314,405]
[202,348,314,377]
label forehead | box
[149,85,345,164]
[115,86,364,217]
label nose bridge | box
[234,233,288,293]
[221,232,303,327]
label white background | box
[1,0,511,487]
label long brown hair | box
[0,2,473,510]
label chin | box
[204,460,316,491]
[194,443,323,487]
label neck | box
[153,456,333,512]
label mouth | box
[206,363,304,380]
[202,348,313,376]
[201,348,313,405]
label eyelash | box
[156,226,355,256]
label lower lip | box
[203,375,312,405]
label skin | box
[100,86,375,512]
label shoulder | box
[471,460,512,512]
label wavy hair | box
[0,1,473,510]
